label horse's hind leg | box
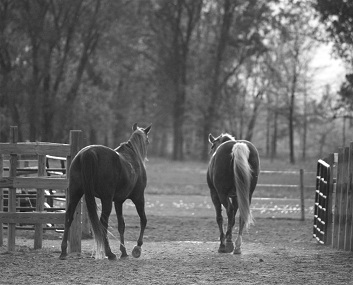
[233,190,254,254]
[210,190,227,253]
[234,216,245,254]
[132,196,147,258]
[114,202,128,258]
[220,195,235,253]
[59,187,83,260]
[100,199,116,260]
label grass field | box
[3,155,318,200]
[145,156,317,199]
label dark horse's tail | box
[231,142,254,229]
[80,150,105,258]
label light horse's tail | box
[80,150,105,258]
[232,142,254,229]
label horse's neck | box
[116,142,146,166]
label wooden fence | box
[0,126,83,252]
[315,145,353,251]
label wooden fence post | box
[8,126,18,251]
[0,154,3,246]
[333,148,343,249]
[299,169,305,221]
[345,142,353,250]
[335,147,350,249]
[34,155,46,249]
[67,130,83,253]
[81,201,91,239]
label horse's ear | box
[208,134,215,143]
[144,125,152,134]
[132,123,138,131]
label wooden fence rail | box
[0,126,83,252]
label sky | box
[311,43,346,94]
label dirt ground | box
[1,214,353,285]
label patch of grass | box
[145,156,317,199]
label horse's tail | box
[232,142,254,229]
[80,150,105,258]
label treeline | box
[0,0,352,162]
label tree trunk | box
[41,48,54,141]
[201,0,235,161]
[245,93,262,141]
[289,72,297,164]
[172,84,185,160]
[29,44,40,141]
[271,93,279,161]
[302,85,307,160]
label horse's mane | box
[116,129,148,165]
[219,133,236,143]
[129,129,148,163]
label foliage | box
[0,0,348,162]
[314,0,353,64]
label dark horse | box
[59,123,151,260]
[207,133,260,254]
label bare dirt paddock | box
[1,215,353,285]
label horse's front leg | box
[132,196,147,258]
[114,202,128,258]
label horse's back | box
[71,145,120,175]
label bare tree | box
[150,0,202,160]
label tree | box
[199,0,273,160]
[149,0,202,160]
[314,0,353,66]
[0,1,26,140]
[264,0,319,163]
[0,0,106,142]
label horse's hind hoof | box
[59,253,67,260]
[120,254,129,259]
[233,248,241,254]
[132,246,141,258]
[108,253,117,261]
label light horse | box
[207,133,260,254]
[59,123,151,260]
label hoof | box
[120,254,129,259]
[218,245,227,253]
[132,246,141,258]
[59,254,67,260]
[108,253,117,261]
[233,247,241,254]
[225,241,234,253]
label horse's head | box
[208,133,235,154]
[130,123,152,162]
[132,123,152,145]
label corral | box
[0,129,353,284]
